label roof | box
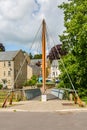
[29,64,41,69]
[30,58,49,65]
[0,50,19,61]
[30,59,42,65]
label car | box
[55,80,60,83]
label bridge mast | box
[42,19,46,94]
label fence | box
[51,88,64,99]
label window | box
[8,61,11,67]
[53,72,55,76]
[8,71,11,76]
[2,79,7,84]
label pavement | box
[0,97,87,112]
[0,89,87,112]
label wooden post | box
[9,91,14,105]
[42,19,46,94]
[2,93,10,108]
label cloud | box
[0,0,68,52]
[33,0,41,15]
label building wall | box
[27,65,41,80]
[0,61,14,89]
[51,66,60,79]
[50,60,60,79]
[27,65,33,80]
[0,50,28,89]
[14,50,27,89]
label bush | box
[78,88,87,98]
[23,75,37,87]
[0,84,3,89]
[36,82,55,89]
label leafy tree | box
[0,43,5,51]
[48,44,67,61]
[29,53,33,59]
[24,75,37,87]
[29,53,42,59]
[58,0,87,97]
[33,54,42,59]
[59,54,79,89]
[0,84,3,89]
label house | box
[27,64,41,80]
[0,50,28,89]
[50,60,60,80]
[27,59,41,80]
[27,58,51,80]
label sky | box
[0,0,68,53]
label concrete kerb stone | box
[0,108,87,113]
[0,108,29,112]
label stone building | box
[50,60,60,79]
[27,59,41,80]
[0,50,28,89]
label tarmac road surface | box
[0,112,87,130]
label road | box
[0,112,87,130]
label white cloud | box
[0,0,68,52]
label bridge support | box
[41,19,47,101]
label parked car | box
[55,80,60,83]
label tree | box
[0,43,5,51]
[33,54,42,59]
[29,53,42,59]
[29,53,33,59]
[48,44,67,61]
[58,0,87,97]
[24,75,37,87]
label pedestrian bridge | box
[24,88,64,101]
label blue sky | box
[0,0,68,53]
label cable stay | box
[2,19,85,107]
[46,23,84,106]
[2,22,42,107]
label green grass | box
[0,91,8,107]
[82,97,87,104]
[0,91,8,102]
[0,90,17,103]
[0,90,25,108]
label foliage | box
[29,53,42,59]
[59,54,79,88]
[33,54,42,59]
[0,43,5,51]
[29,53,33,59]
[24,75,37,86]
[0,90,8,103]
[48,44,67,61]
[82,97,87,104]
[0,90,17,103]
[0,84,3,89]
[36,82,55,89]
[58,0,87,97]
